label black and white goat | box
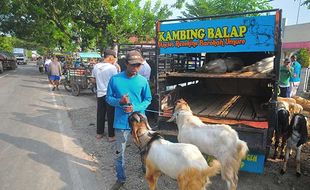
[273,106,290,159]
[281,114,308,177]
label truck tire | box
[11,62,17,70]
[0,61,3,73]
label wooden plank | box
[217,96,241,118]
[225,97,247,120]
[166,71,273,79]
[240,99,255,120]
[200,95,233,116]
[189,95,218,114]
[185,95,268,121]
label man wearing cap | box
[279,58,293,97]
[91,49,118,141]
[289,55,301,97]
[106,50,152,190]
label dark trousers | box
[279,86,290,97]
[97,96,115,137]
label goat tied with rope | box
[129,112,220,190]
[168,99,249,190]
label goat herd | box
[128,97,309,190]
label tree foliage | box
[297,48,310,68]
[0,37,14,52]
[0,0,172,52]
[301,0,310,9]
[174,0,272,18]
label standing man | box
[49,56,62,91]
[279,58,293,97]
[91,50,118,141]
[106,50,152,190]
[44,56,52,73]
[289,55,302,97]
[138,59,151,81]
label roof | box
[79,52,101,58]
[282,41,310,49]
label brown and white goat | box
[168,99,249,190]
[281,114,308,177]
[129,112,220,190]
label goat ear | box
[132,127,141,145]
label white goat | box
[129,112,220,190]
[168,99,249,190]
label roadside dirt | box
[67,104,310,190]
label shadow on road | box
[0,133,95,189]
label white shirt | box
[44,59,52,66]
[139,60,151,81]
[91,62,117,97]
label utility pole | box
[296,0,302,24]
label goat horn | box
[132,113,141,123]
[167,115,176,122]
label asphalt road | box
[0,64,103,190]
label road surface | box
[0,64,104,190]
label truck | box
[13,48,27,65]
[155,9,282,173]
[0,51,17,71]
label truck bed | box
[187,94,267,121]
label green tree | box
[0,36,14,52]
[174,0,272,18]
[297,48,310,68]
[0,0,172,52]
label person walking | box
[91,50,118,141]
[37,57,44,73]
[106,50,152,190]
[44,56,52,73]
[279,58,293,97]
[49,56,62,91]
[289,55,302,97]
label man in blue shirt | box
[289,55,302,97]
[106,50,152,190]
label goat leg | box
[273,134,280,159]
[279,136,287,160]
[281,148,290,174]
[145,160,160,190]
[296,146,302,177]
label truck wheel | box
[11,62,17,70]
[0,61,3,73]
[71,83,80,96]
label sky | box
[159,0,310,26]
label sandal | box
[96,134,104,139]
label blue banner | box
[158,15,276,54]
[240,153,265,174]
